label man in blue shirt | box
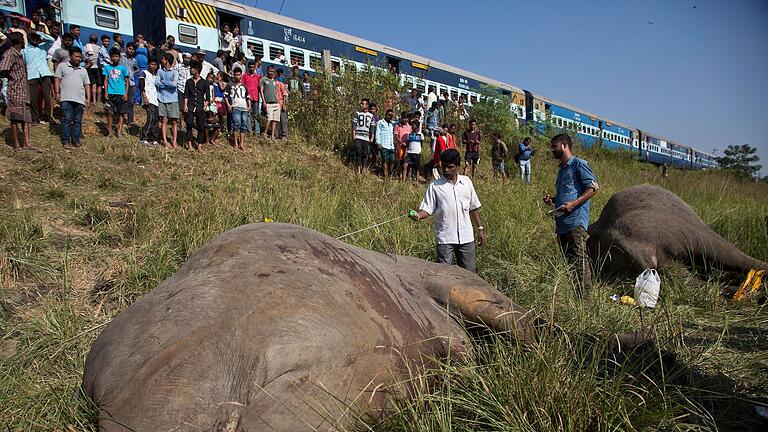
[22,31,55,124]
[518,137,533,184]
[543,133,599,296]
[375,109,395,178]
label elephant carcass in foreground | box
[588,184,767,276]
[83,223,642,431]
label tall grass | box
[0,70,766,430]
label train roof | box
[208,0,525,94]
[531,92,638,132]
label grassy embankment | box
[0,96,766,430]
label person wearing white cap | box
[174,53,192,132]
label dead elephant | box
[588,184,767,276]
[84,222,559,431]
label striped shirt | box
[0,48,30,105]
[175,64,190,93]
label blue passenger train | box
[1,0,718,170]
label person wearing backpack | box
[518,136,533,183]
[491,132,508,180]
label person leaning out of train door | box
[543,133,599,298]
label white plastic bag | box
[634,269,661,308]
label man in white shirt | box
[426,86,437,111]
[410,148,485,273]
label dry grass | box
[0,97,766,431]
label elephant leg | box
[616,239,658,273]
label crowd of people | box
[0,10,599,297]
[351,96,537,183]
[0,12,312,152]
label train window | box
[331,59,341,73]
[309,53,322,70]
[290,49,305,67]
[416,82,426,93]
[94,6,119,29]
[450,90,459,100]
[247,41,264,60]
[178,24,198,45]
[269,44,285,62]
[470,95,478,104]
[441,87,449,96]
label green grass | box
[0,104,766,431]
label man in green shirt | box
[259,65,280,140]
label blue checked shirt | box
[555,156,599,234]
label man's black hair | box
[62,33,74,41]
[233,66,243,74]
[28,32,42,45]
[440,149,462,166]
[126,42,136,49]
[108,47,120,56]
[7,32,23,47]
[101,34,110,41]
[70,24,80,31]
[551,133,572,148]
[189,60,202,72]
[523,137,531,144]
[69,46,83,56]
[162,52,175,64]
[247,60,255,67]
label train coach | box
[0,0,717,170]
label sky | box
[248,0,768,174]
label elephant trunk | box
[691,228,768,273]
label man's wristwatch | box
[477,226,484,230]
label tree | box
[715,144,761,179]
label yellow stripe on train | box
[165,0,217,29]
[94,0,133,9]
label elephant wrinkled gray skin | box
[588,184,767,276]
[84,223,555,432]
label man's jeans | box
[436,242,477,273]
[519,159,531,183]
[61,101,84,146]
[249,100,261,134]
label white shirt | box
[200,60,219,81]
[140,70,158,106]
[419,175,481,245]
[427,91,437,109]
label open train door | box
[132,0,166,44]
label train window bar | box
[309,53,322,70]
[94,6,119,30]
[290,49,305,67]
[269,44,285,62]
[247,41,264,60]
[178,24,198,45]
